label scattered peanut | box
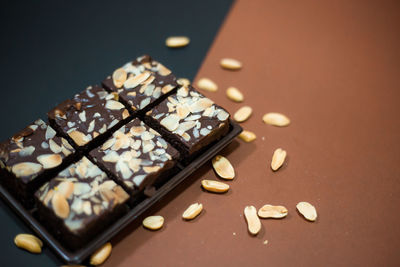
[212,155,235,180]
[258,205,288,219]
[14,234,43,254]
[90,242,112,266]
[220,58,242,70]
[226,87,244,102]
[262,112,290,127]
[271,148,287,171]
[197,78,218,92]
[182,203,203,220]
[233,106,252,122]
[244,206,261,235]
[238,130,256,142]
[296,202,317,222]
[165,36,190,48]
[143,215,164,230]
[201,180,230,193]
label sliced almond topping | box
[201,180,229,193]
[143,215,164,230]
[124,71,151,89]
[233,106,253,122]
[296,202,317,222]
[165,36,190,48]
[112,68,127,88]
[271,148,287,171]
[177,78,190,87]
[90,242,112,266]
[212,155,235,180]
[156,63,172,76]
[182,203,203,220]
[37,154,62,169]
[160,114,180,131]
[220,58,242,70]
[49,139,62,153]
[14,234,43,254]
[105,100,125,110]
[258,205,288,219]
[51,192,70,219]
[143,166,161,173]
[68,130,88,146]
[12,162,42,177]
[244,206,261,235]
[262,112,290,127]
[161,84,175,94]
[122,109,130,119]
[226,87,244,102]
[57,181,75,199]
[238,130,256,142]
[197,78,218,92]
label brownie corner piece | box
[0,119,76,207]
[47,85,130,151]
[102,55,179,114]
[89,118,179,196]
[34,156,129,249]
[145,86,230,159]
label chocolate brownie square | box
[35,156,129,249]
[145,86,230,160]
[48,85,130,151]
[89,118,179,197]
[102,55,179,114]
[0,119,75,207]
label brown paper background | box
[105,0,400,266]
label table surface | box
[2,0,400,266]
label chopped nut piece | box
[11,162,42,177]
[233,106,252,122]
[182,203,203,220]
[68,130,88,146]
[296,202,317,222]
[226,87,244,102]
[258,205,288,219]
[197,78,218,92]
[201,180,229,193]
[220,58,242,70]
[271,148,287,171]
[112,68,127,88]
[37,154,62,169]
[14,234,43,254]
[244,206,261,235]
[177,78,191,87]
[51,192,70,219]
[238,130,256,142]
[262,112,290,127]
[165,36,190,48]
[212,155,235,180]
[90,242,112,266]
[143,215,164,230]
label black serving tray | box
[0,120,242,264]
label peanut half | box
[258,205,288,219]
[165,36,190,48]
[197,78,218,92]
[90,242,112,266]
[226,87,244,102]
[14,234,43,254]
[220,58,242,70]
[271,148,287,171]
[262,112,290,127]
[201,180,230,193]
[212,155,235,180]
[238,130,256,142]
[244,206,261,235]
[296,202,318,222]
[143,215,164,230]
[233,106,253,122]
[182,203,203,220]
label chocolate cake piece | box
[145,86,230,160]
[102,55,179,114]
[89,118,179,197]
[0,119,75,207]
[48,85,130,151]
[35,156,129,249]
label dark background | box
[0,0,232,265]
